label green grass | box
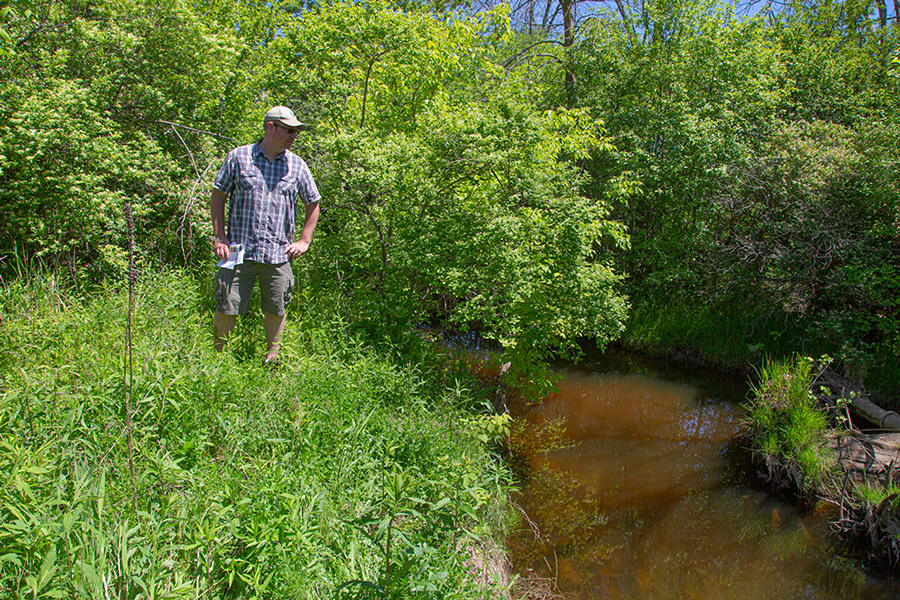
[856,483,900,507]
[746,356,834,491]
[623,297,830,370]
[0,265,513,599]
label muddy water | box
[507,351,899,599]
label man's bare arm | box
[210,188,231,260]
[286,202,320,259]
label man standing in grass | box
[210,106,320,366]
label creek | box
[504,348,900,599]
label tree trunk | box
[561,0,576,105]
[875,0,887,27]
[818,370,900,432]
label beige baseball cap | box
[263,106,307,130]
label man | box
[210,105,320,365]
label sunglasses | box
[272,122,301,136]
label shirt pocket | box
[238,168,263,191]
[276,178,299,199]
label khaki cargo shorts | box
[215,261,293,316]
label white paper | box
[217,244,245,270]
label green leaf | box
[35,546,57,596]
[77,561,102,591]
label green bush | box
[0,80,184,271]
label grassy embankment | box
[623,300,828,373]
[0,265,513,599]
[625,296,900,404]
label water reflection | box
[508,357,899,599]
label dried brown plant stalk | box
[124,200,137,500]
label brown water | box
[507,351,899,599]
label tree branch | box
[360,48,393,129]
[502,39,565,69]
[154,120,237,142]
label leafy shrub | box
[0,80,183,272]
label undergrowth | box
[0,265,513,599]
[623,298,822,370]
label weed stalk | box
[123,200,137,502]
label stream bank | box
[501,349,900,599]
[752,364,900,573]
[611,339,900,576]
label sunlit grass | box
[856,483,900,507]
[0,265,514,599]
[746,355,834,491]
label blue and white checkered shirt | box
[213,141,321,264]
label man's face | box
[268,121,300,150]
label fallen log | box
[828,432,900,477]
[816,370,900,432]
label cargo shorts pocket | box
[283,276,294,307]
[214,268,237,313]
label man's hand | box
[285,240,310,259]
[286,203,320,260]
[213,237,231,260]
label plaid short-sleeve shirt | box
[213,141,321,264]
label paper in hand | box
[217,244,245,270]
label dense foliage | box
[568,0,900,397]
[5,0,897,394]
[2,0,900,593]
[268,3,632,386]
[1,0,633,381]
[0,0,271,271]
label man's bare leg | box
[214,311,237,351]
[264,312,287,361]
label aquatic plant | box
[746,355,835,494]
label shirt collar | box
[252,140,286,163]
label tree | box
[273,1,632,389]
[0,0,285,268]
[569,0,900,389]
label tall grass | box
[746,355,834,492]
[624,298,830,369]
[0,265,513,599]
